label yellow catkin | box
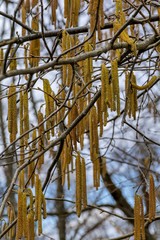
[114,17,136,54]
[27,210,35,240]
[23,192,27,237]
[42,193,47,219]
[35,174,40,221]
[0,48,4,72]
[26,188,34,211]
[24,44,29,80]
[76,153,82,217]
[130,73,137,119]
[88,0,98,47]
[26,0,30,13]
[74,0,80,26]
[101,63,109,125]
[8,84,17,143]
[149,174,156,221]
[38,180,42,236]
[140,197,146,240]
[97,97,103,137]
[22,3,26,36]
[101,63,107,112]
[19,90,24,146]
[29,16,40,67]
[51,0,57,25]
[111,59,120,115]
[134,194,141,240]
[7,202,16,238]
[16,190,23,239]
[131,76,157,90]
[89,109,94,161]
[64,0,69,19]
[43,78,54,140]
[81,158,87,208]
[83,41,93,85]
[37,111,44,170]
[23,90,29,143]
[27,149,35,187]
[9,48,17,71]
[125,71,131,117]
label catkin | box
[23,192,27,237]
[0,48,4,73]
[9,48,17,70]
[37,111,44,170]
[140,196,146,240]
[35,174,40,221]
[19,90,24,147]
[27,210,35,240]
[26,0,30,13]
[111,59,120,115]
[42,193,47,219]
[28,148,35,187]
[29,16,40,67]
[149,174,156,221]
[16,190,23,239]
[22,3,26,36]
[81,158,87,208]
[8,84,17,143]
[76,153,82,217]
[23,90,29,143]
[134,194,141,240]
[38,181,42,236]
[51,0,57,24]
[131,76,157,90]
[7,202,16,238]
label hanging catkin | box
[7,202,16,239]
[27,210,35,240]
[22,192,27,237]
[43,78,55,140]
[9,48,17,71]
[22,2,26,36]
[16,190,23,239]
[131,76,157,90]
[111,59,120,115]
[37,111,44,170]
[51,0,57,25]
[29,15,40,67]
[23,90,29,144]
[76,153,82,217]
[8,84,17,143]
[81,158,87,208]
[134,194,141,240]
[149,174,156,221]
[134,194,146,240]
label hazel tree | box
[0,0,160,239]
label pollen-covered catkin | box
[27,210,35,240]
[111,59,120,115]
[8,84,17,143]
[134,194,141,240]
[81,158,87,208]
[76,153,82,217]
[149,174,156,221]
[37,111,44,170]
[23,90,29,143]
[16,190,23,239]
